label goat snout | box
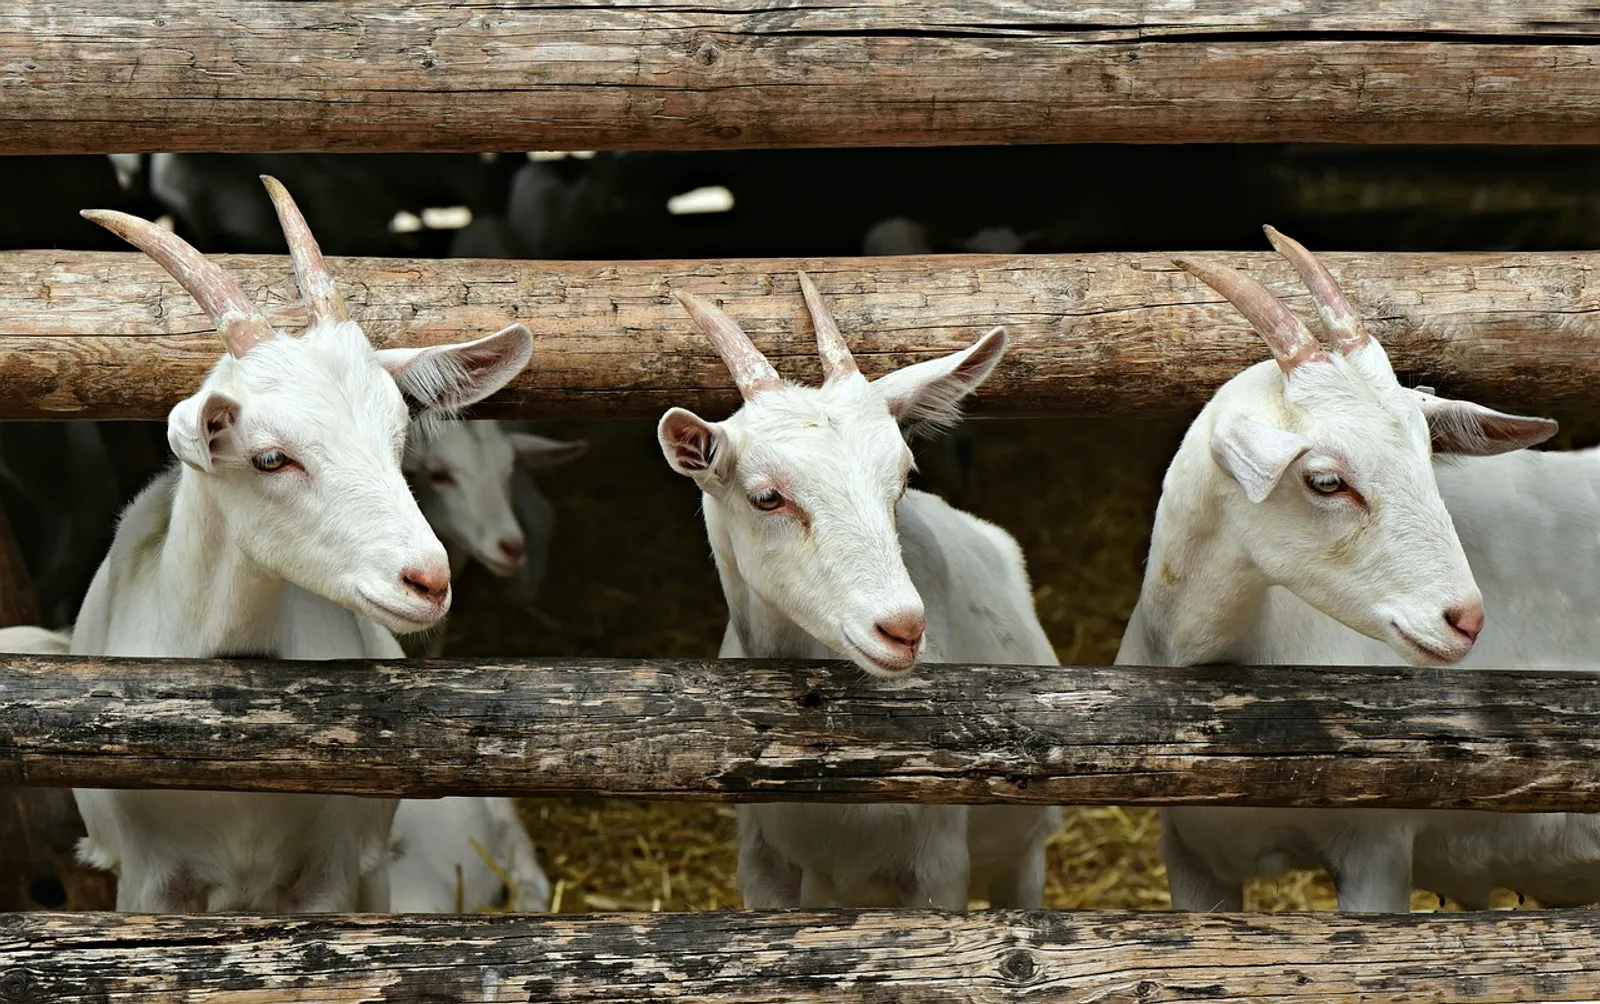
[874,612,926,659]
[1445,603,1485,644]
[401,563,451,605]
[497,537,526,565]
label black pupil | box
[755,491,781,509]
[1315,476,1339,492]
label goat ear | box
[658,408,729,481]
[1406,390,1559,456]
[1211,412,1311,504]
[871,326,1007,436]
[167,391,241,473]
[508,432,589,471]
[376,323,533,416]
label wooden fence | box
[7,2,1600,1002]
[11,3,1600,152]
[3,250,1600,420]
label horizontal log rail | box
[12,3,1600,152]
[4,654,1600,809]
[5,250,1600,420]
[2,909,1596,1002]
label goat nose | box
[498,537,526,563]
[401,563,451,604]
[1445,603,1485,643]
[875,613,926,652]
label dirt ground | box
[439,414,1537,915]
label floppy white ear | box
[167,391,241,473]
[509,432,589,471]
[658,408,730,482]
[1405,389,1559,456]
[376,323,533,417]
[1211,412,1311,504]
[870,326,1008,435]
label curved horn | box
[797,271,859,383]
[1263,225,1368,353]
[673,291,784,400]
[81,209,274,357]
[1174,255,1327,374]
[260,175,349,326]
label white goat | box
[1117,228,1560,912]
[388,797,551,913]
[69,176,534,913]
[405,420,586,583]
[658,275,1060,909]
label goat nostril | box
[498,538,526,562]
[401,565,451,603]
[1445,605,1485,643]
[874,614,926,650]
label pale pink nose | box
[1446,604,1484,643]
[401,563,451,605]
[498,537,526,564]
[875,613,926,657]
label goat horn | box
[797,271,859,383]
[81,209,274,358]
[1263,226,1368,354]
[260,175,349,327]
[1174,255,1327,374]
[673,290,784,400]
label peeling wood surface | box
[3,909,1599,1002]
[5,250,1600,420]
[3,654,1600,809]
[12,2,1600,152]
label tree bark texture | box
[0,909,1596,1002]
[3,250,1599,420]
[2,654,1599,810]
[10,3,1600,152]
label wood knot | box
[999,949,1037,984]
[800,690,823,709]
[714,124,743,140]
[0,968,35,1002]
[694,40,723,66]
[1136,979,1158,997]
[420,55,437,69]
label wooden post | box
[0,654,1598,810]
[1,909,1596,1001]
[7,3,1600,152]
[2,249,1600,419]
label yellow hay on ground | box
[446,417,1565,914]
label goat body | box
[661,276,1058,909]
[1163,446,1600,911]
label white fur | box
[405,420,585,582]
[388,797,551,913]
[1159,445,1600,912]
[661,330,1059,910]
[1117,339,1575,912]
[69,316,532,913]
[404,419,585,657]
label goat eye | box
[251,451,291,473]
[1305,472,1346,495]
[429,470,457,486]
[749,489,784,512]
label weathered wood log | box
[10,3,1600,153]
[5,250,1600,420]
[3,654,1600,809]
[2,909,1596,1002]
